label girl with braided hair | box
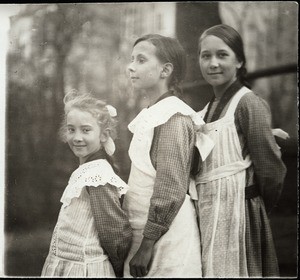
[123,34,213,277]
[194,24,287,277]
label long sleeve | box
[143,113,195,241]
[88,184,133,277]
[235,93,287,213]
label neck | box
[79,148,105,165]
[145,82,169,107]
[213,78,237,100]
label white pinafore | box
[123,96,213,278]
[195,86,252,277]
[42,159,128,277]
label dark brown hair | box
[134,34,187,95]
[198,24,251,88]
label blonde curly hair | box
[59,89,117,143]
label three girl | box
[42,91,132,277]
[122,34,213,277]
[194,24,287,277]
[43,25,287,278]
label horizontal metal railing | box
[182,63,298,89]
[246,63,298,81]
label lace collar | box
[60,159,129,207]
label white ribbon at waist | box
[195,156,252,185]
[195,131,215,161]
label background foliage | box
[4,2,298,277]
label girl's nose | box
[73,131,83,142]
[209,56,219,68]
[128,61,135,72]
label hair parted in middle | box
[59,89,117,143]
[198,24,251,88]
[134,33,187,95]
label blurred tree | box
[6,3,132,231]
[219,1,298,143]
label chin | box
[73,150,85,158]
[208,79,226,87]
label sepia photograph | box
[0,1,298,278]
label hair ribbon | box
[105,105,117,117]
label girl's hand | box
[129,237,155,277]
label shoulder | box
[161,113,194,131]
[168,112,194,125]
[154,113,194,142]
[235,90,272,128]
[237,91,270,114]
[81,159,120,183]
[86,159,114,173]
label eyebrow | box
[132,53,146,59]
[67,124,93,127]
[201,48,229,52]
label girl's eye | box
[83,128,91,133]
[200,53,210,59]
[218,52,228,58]
[67,127,74,133]
[138,57,145,63]
[130,57,145,64]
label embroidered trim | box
[50,225,58,255]
[60,159,129,207]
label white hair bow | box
[103,105,117,155]
[104,136,116,156]
[105,105,117,117]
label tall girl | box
[195,24,287,277]
[41,90,132,277]
[123,34,213,278]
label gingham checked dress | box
[123,96,212,278]
[195,86,252,277]
[41,159,129,277]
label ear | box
[100,129,109,143]
[161,62,174,78]
[236,60,243,70]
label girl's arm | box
[129,114,195,277]
[144,114,195,239]
[235,93,287,214]
[88,185,133,277]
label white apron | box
[195,86,252,277]
[123,96,211,278]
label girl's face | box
[128,40,164,91]
[66,109,102,164]
[199,35,242,90]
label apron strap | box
[225,87,252,118]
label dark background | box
[4,2,298,277]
